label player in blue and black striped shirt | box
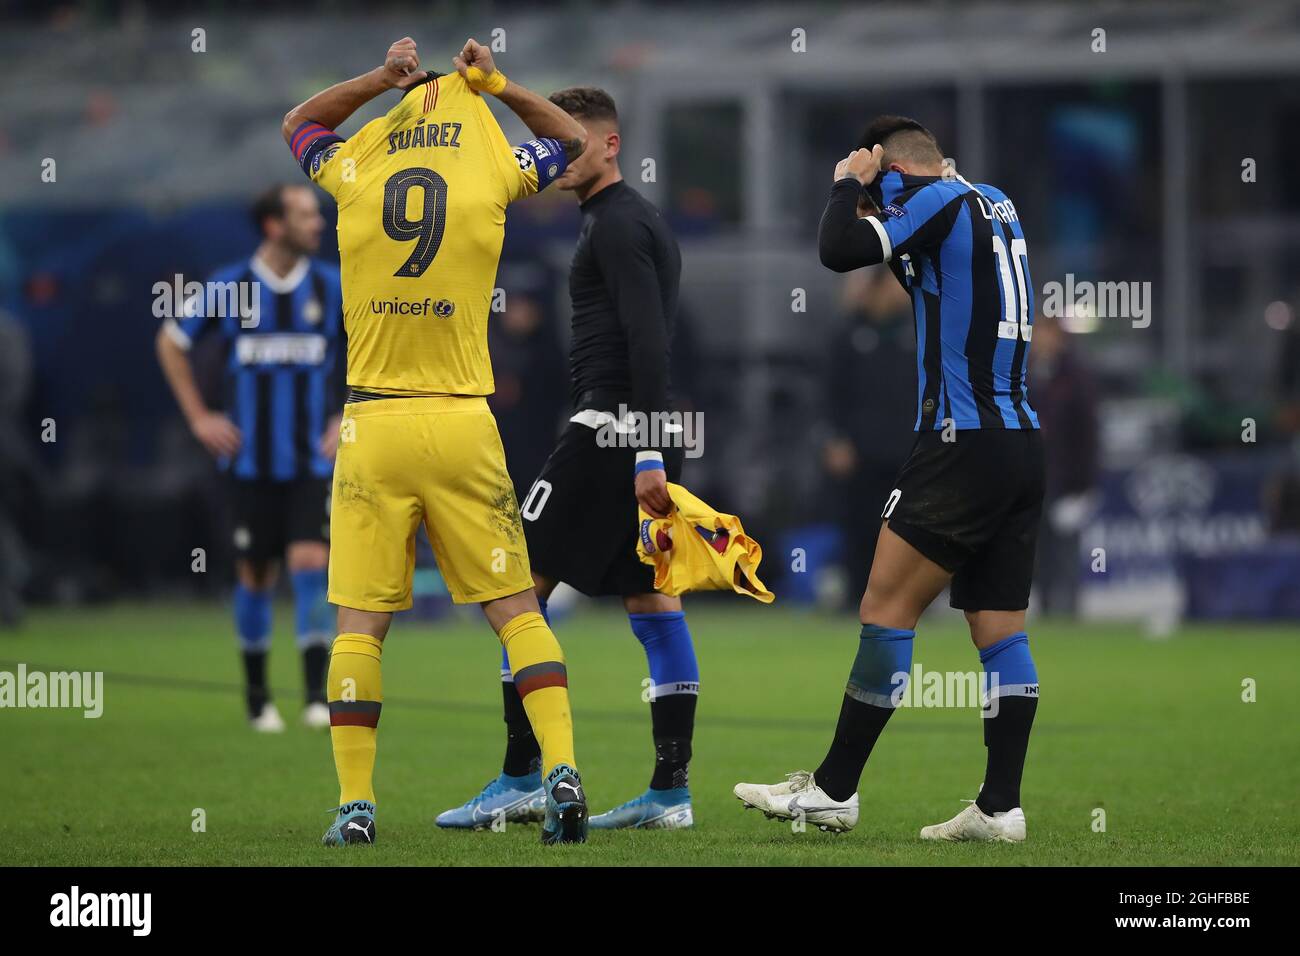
[157,184,344,733]
[735,116,1045,844]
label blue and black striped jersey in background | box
[819,171,1039,432]
[163,256,345,480]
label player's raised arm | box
[819,145,962,273]
[453,38,587,164]
[281,37,430,173]
[818,146,891,272]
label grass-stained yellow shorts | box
[328,396,532,611]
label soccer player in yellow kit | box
[281,36,590,845]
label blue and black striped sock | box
[976,631,1039,814]
[290,568,330,704]
[234,584,273,717]
[629,611,699,791]
[814,623,914,802]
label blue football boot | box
[540,764,588,845]
[435,771,546,830]
[590,787,693,830]
[321,800,376,846]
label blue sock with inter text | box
[976,631,1039,814]
[629,611,699,790]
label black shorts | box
[884,429,1045,611]
[521,419,684,597]
[228,477,331,563]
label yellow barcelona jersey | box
[290,72,568,395]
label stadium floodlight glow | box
[1060,302,1100,334]
[1264,300,1293,331]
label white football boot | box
[734,770,859,833]
[249,702,286,733]
[301,701,331,730]
[920,800,1025,842]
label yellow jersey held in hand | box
[637,483,774,603]
[290,71,568,396]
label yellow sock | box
[499,611,576,776]
[327,632,384,806]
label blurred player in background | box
[486,289,568,504]
[283,37,589,845]
[736,116,1044,843]
[821,267,917,601]
[1028,312,1099,616]
[438,86,698,832]
[156,184,343,733]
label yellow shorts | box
[327,396,532,611]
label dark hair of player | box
[859,114,943,168]
[548,86,619,127]
[249,184,291,237]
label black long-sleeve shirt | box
[567,180,680,446]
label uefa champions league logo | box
[1125,456,1215,517]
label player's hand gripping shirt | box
[636,483,774,603]
[289,72,567,396]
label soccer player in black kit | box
[438,88,699,831]
[736,117,1045,842]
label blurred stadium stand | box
[3,0,1300,623]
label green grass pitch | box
[3,602,1297,866]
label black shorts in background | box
[522,419,684,597]
[884,429,1045,611]
[228,476,331,563]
